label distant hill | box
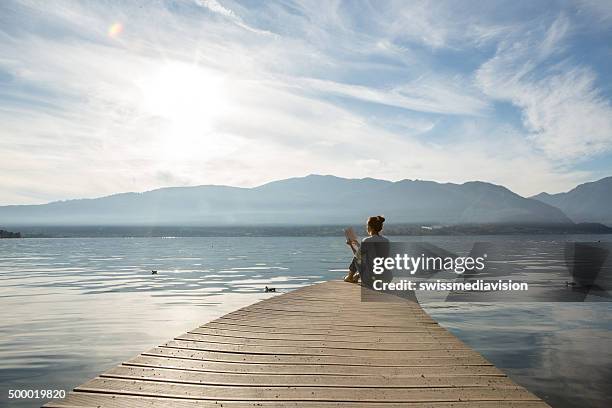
[0,174,572,226]
[532,176,612,226]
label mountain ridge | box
[0,174,574,226]
[531,176,612,226]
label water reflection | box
[423,302,612,408]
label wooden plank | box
[146,346,492,366]
[234,304,427,314]
[124,355,507,376]
[215,314,437,326]
[204,320,443,334]
[243,302,423,309]
[209,318,440,330]
[101,366,518,388]
[43,281,550,407]
[188,326,455,340]
[224,311,435,323]
[166,337,468,352]
[44,392,552,408]
[75,377,541,402]
[241,302,422,310]
[185,329,456,343]
[167,339,477,358]
[172,334,468,350]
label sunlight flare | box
[108,22,123,38]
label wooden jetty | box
[44,280,550,407]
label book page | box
[344,227,358,242]
[344,227,360,252]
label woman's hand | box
[346,239,359,254]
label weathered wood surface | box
[44,280,550,407]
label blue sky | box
[1,0,611,204]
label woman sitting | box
[345,215,390,287]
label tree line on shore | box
[0,229,21,238]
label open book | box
[344,227,360,252]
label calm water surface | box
[1,235,611,408]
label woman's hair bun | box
[367,215,385,233]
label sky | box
[1,0,612,205]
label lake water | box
[1,235,611,408]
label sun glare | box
[137,62,230,159]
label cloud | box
[196,0,236,19]
[194,0,273,35]
[476,14,612,161]
[292,76,489,116]
[574,0,612,26]
[361,0,522,50]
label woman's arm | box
[346,239,360,255]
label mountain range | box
[1,174,601,227]
[531,176,612,226]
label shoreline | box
[3,223,612,238]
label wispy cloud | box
[291,76,489,116]
[575,0,612,26]
[476,14,612,161]
[194,0,273,35]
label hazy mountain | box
[532,176,612,226]
[0,175,572,226]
